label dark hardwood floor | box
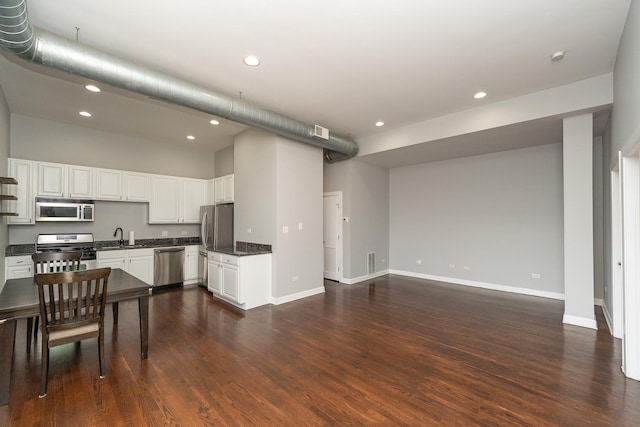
[1,274,639,426]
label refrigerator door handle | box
[201,210,208,246]
[213,207,219,249]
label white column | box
[563,114,596,329]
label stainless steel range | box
[36,233,97,270]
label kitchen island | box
[206,242,272,310]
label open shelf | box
[0,177,18,185]
[1,176,19,216]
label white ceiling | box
[0,0,631,166]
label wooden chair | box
[34,267,111,398]
[28,251,83,349]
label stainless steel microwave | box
[35,198,95,222]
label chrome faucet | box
[113,227,125,246]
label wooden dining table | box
[0,268,151,406]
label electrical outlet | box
[532,273,541,279]
[463,266,470,271]
[282,226,289,234]
[247,228,252,233]
[161,231,168,237]
[449,263,455,269]
[416,259,422,265]
[292,276,299,282]
[298,222,303,230]
[181,231,187,235]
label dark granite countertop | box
[4,244,35,257]
[211,247,272,257]
[6,239,271,257]
[95,237,200,251]
[208,241,272,257]
[5,237,201,257]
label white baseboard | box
[594,298,603,306]
[563,314,597,330]
[271,286,325,305]
[341,270,389,285]
[389,269,565,301]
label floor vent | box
[367,252,376,275]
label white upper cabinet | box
[149,176,180,223]
[9,158,211,225]
[213,174,234,204]
[37,161,93,199]
[124,172,149,202]
[37,162,65,197]
[181,179,206,223]
[94,168,123,200]
[222,174,234,202]
[68,165,94,198]
[213,178,223,203]
[95,169,149,202]
[149,175,207,224]
[7,158,35,224]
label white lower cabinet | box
[207,257,221,294]
[207,251,271,310]
[97,248,153,285]
[5,255,34,279]
[184,246,199,285]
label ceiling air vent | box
[314,125,329,140]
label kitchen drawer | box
[208,252,222,262]
[219,255,239,266]
[7,255,32,267]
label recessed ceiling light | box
[243,55,260,67]
[79,111,92,117]
[473,91,487,99]
[551,51,565,62]
[209,119,220,125]
[85,84,101,93]
[186,135,195,140]
[375,121,385,127]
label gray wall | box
[234,130,277,247]
[10,115,216,179]
[215,145,234,177]
[235,129,324,299]
[323,159,390,280]
[0,84,9,288]
[593,136,604,301]
[389,143,564,294]
[607,0,640,333]
[350,160,389,278]
[274,137,324,296]
[612,0,640,155]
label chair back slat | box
[32,251,83,274]
[35,268,111,332]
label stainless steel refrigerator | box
[198,203,234,286]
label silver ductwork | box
[0,0,358,162]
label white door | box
[323,192,342,281]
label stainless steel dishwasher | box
[154,247,185,287]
